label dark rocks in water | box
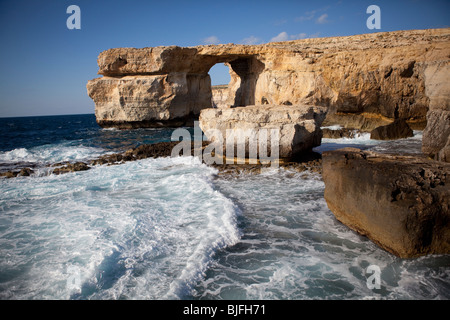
[211,156,323,176]
[18,168,33,176]
[0,171,19,178]
[52,162,90,175]
[90,141,208,166]
[0,167,34,178]
[322,147,450,258]
[2,141,323,178]
[370,119,414,140]
[322,128,358,139]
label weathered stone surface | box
[422,110,450,162]
[87,28,450,130]
[211,85,229,109]
[370,119,414,140]
[421,58,450,162]
[199,104,327,158]
[322,148,450,258]
[87,74,211,128]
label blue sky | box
[0,0,448,117]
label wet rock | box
[52,162,90,175]
[0,171,19,178]
[18,168,33,176]
[0,167,34,178]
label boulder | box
[370,119,414,140]
[322,148,450,258]
[199,104,327,159]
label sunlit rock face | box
[87,28,450,158]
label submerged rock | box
[322,148,450,258]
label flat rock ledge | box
[322,148,450,258]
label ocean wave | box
[0,156,240,299]
[0,143,106,164]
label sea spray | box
[0,156,240,299]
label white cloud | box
[295,10,316,22]
[316,14,329,24]
[296,5,332,23]
[240,36,261,45]
[270,32,308,43]
[290,33,307,40]
[270,32,289,42]
[203,36,220,45]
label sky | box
[0,0,449,117]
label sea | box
[0,114,449,300]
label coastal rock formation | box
[211,85,230,109]
[322,148,450,258]
[370,119,414,140]
[87,28,450,131]
[199,104,327,159]
[422,59,450,162]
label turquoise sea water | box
[0,114,448,299]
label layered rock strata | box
[322,148,450,258]
[87,28,450,131]
[199,104,327,159]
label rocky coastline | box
[0,140,323,178]
[3,28,449,259]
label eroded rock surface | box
[199,104,327,159]
[87,28,450,130]
[370,119,414,140]
[322,148,450,258]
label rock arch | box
[207,56,265,108]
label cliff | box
[87,28,449,126]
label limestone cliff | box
[87,28,449,128]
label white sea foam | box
[1,128,448,300]
[0,156,240,299]
[191,168,450,300]
[321,124,343,130]
[0,143,105,164]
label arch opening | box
[207,56,265,109]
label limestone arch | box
[206,56,265,108]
